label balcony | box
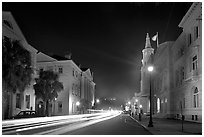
[185,70,200,82]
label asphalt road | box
[65,114,152,135]
[3,113,152,135]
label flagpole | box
[157,32,159,47]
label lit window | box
[193,87,199,108]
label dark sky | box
[3,2,192,103]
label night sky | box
[3,2,192,103]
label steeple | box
[142,33,154,66]
[145,33,152,48]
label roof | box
[178,2,201,28]
[51,54,69,61]
[37,52,57,62]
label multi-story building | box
[36,53,96,116]
[2,11,38,119]
[171,2,202,122]
[36,52,82,115]
[137,2,202,122]
[152,41,174,118]
[81,68,96,112]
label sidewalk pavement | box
[131,114,202,135]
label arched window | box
[193,87,199,108]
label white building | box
[137,2,202,122]
[36,53,96,115]
[2,11,38,119]
[81,68,96,112]
[171,2,202,122]
[36,52,82,115]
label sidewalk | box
[131,114,202,135]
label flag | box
[152,34,158,41]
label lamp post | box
[135,99,138,115]
[148,66,154,127]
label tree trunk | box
[46,100,49,117]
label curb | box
[130,116,153,135]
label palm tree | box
[34,70,63,116]
[2,37,33,119]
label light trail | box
[2,110,121,135]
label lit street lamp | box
[147,65,154,127]
[96,99,100,103]
[76,101,80,106]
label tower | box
[139,33,154,114]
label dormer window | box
[3,19,13,29]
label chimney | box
[64,52,72,59]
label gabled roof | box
[2,11,38,53]
[179,2,201,28]
[37,52,57,62]
[82,68,93,79]
[51,54,69,61]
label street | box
[67,114,151,135]
[2,112,151,135]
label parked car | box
[13,110,38,119]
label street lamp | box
[96,99,100,103]
[76,101,80,106]
[147,65,154,127]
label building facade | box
[136,2,202,122]
[36,52,96,116]
[171,2,202,122]
[2,11,38,119]
[152,42,174,118]
[81,68,96,112]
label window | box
[181,67,185,80]
[188,33,192,46]
[194,26,199,40]
[193,87,199,108]
[72,69,75,77]
[58,67,63,73]
[3,19,13,29]
[58,102,62,113]
[72,83,75,95]
[16,93,21,109]
[26,95,30,109]
[183,98,185,108]
[192,55,198,71]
